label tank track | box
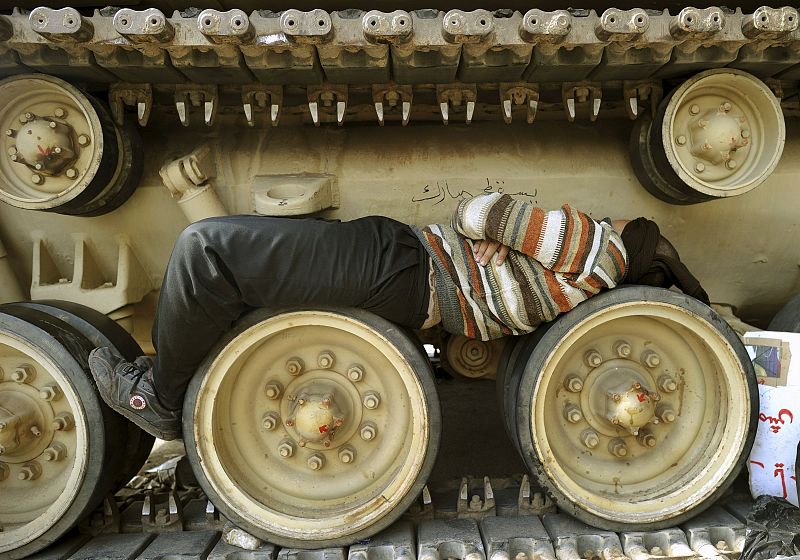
[1,6,798,126]
[37,476,754,560]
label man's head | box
[618,218,710,304]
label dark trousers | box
[151,215,430,410]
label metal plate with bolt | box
[499,287,758,530]
[184,307,441,548]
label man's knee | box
[174,218,228,254]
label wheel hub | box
[286,384,346,446]
[0,381,55,464]
[0,394,45,457]
[579,357,661,438]
[687,103,748,170]
[12,113,77,177]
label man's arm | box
[453,193,624,279]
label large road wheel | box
[768,294,800,332]
[0,74,141,216]
[0,307,125,559]
[184,307,440,548]
[632,69,784,204]
[6,300,154,487]
[502,287,757,530]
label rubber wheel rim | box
[0,307,123,559]
[768,294,800,333]
[184,306,441,548]
[505,286,757,531]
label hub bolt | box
[18,462,41,481]
[614,340,632,358]
[39,384,61,401]
[642,351,661,368]
[30,426,41,437]
[65,168,78,179]
[318,351,334,369]
[721,102,732,112]
[608,439,628,458]
[362,391,381,410]
[261,412,280,431]
[638,431,656,448]
[347,365,364,382]
[657,406,676,423]
[307,453,325,470]
[5,129,14,137]
[53,107,66,118]
[726,159,737,170]
[43,442,67,461]
[48,121,57,129]
[564,375,583,392]
[264,381,283,400]
[285,357,304,375]
[676,135,686,146]
[741,129,750,139]
[360,422,377,441]
[9,154,19,162]
[689,104,700,115]
[31,173,43,185]
[658,374,677,393]
[278,440,295,458]
[338,446,356,464]
[0,462,8,481]
[563,404,583,424]
[694,163,705,173]
[581,430,599,449]
[584,350,603,368]
[52,413,75,431]
[77,134,91,147]
[11,364,35,383]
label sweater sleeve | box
[452,193,626,283]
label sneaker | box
[88,347,182,441]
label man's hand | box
[473,239,511,267]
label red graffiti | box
[36,144,53,157]
[318,424,329,434]
[759,409,795,433]
[751,461,797,499]
[636,392,647,403]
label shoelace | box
[121,362,149,393]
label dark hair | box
[621,218,709,304]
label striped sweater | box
[414,193,628,340]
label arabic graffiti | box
[759,408,794,433]
[411,179,537,205]
[750,460,799,499]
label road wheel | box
[0,307,124,559]
[632,69,784,204]
[0,74,141,216]
[502,286,757,530]
[768,294,800,332]
[184,307,440,548]
[6,300,154,487]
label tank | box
[0,2,797,558]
